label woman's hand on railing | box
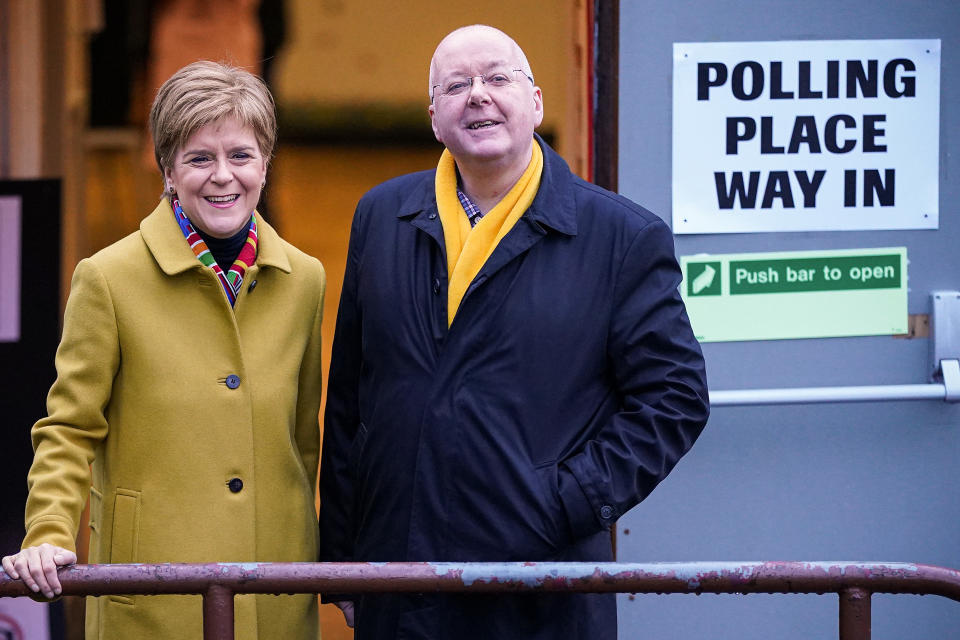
[1,544,77,599]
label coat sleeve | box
[318,203,365,571]
[23,259,119,552]
[556,218,710,541]
[294,259,325,493]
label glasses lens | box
[484,69,515,87]
[440,69,520,97]
[444,79,472,96]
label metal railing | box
[2,561,960,639]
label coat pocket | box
[533,461,569,553]
[87,487,103,564]
[109,488,141,605]
[88,487,103,533]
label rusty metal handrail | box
[2,561,959,640]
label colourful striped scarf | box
[172,198,258,306]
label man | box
[319,25,709,640]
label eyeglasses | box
[431,68,534,102]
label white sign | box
[672,39,940,234]
[0,196,21,342]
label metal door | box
[615,2,960,637]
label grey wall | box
[616,1,960,638]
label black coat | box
[319,137,709,640]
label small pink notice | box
[0,196,21,342]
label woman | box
[1,61,325,640]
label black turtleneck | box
[194,222,251,272]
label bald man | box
[318,25,709,640]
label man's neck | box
[455,143,534,213]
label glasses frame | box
[431,68,535,103]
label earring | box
[261,180,266,189]
[168,185,175,194]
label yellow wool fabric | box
[435,142,543,326]
[23,201,325,640]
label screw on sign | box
[0,613,24,640]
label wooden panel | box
[5,0,44,178]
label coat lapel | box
[396,141,580,333]
[140,199,291,275]
[140,199,204,276]
[398,176,447,254]
[459,136,578,308]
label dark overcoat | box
[319,137,709,640]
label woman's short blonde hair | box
[149,61,277,173]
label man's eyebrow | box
[440,60,515,77]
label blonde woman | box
[2,61,325,640]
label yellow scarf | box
[435,142,544,326]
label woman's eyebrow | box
[181,144,256,156]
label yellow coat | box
[22,200,325,640]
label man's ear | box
[532,87,544,128]
[428,104,443,143]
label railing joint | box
[839,586,872,640]
[202,583,235,640]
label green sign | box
[681,248,907,342]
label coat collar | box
[396,134,578,237]
[140,198,291,275]
[524,133,577,236]
[397,175,437,220]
